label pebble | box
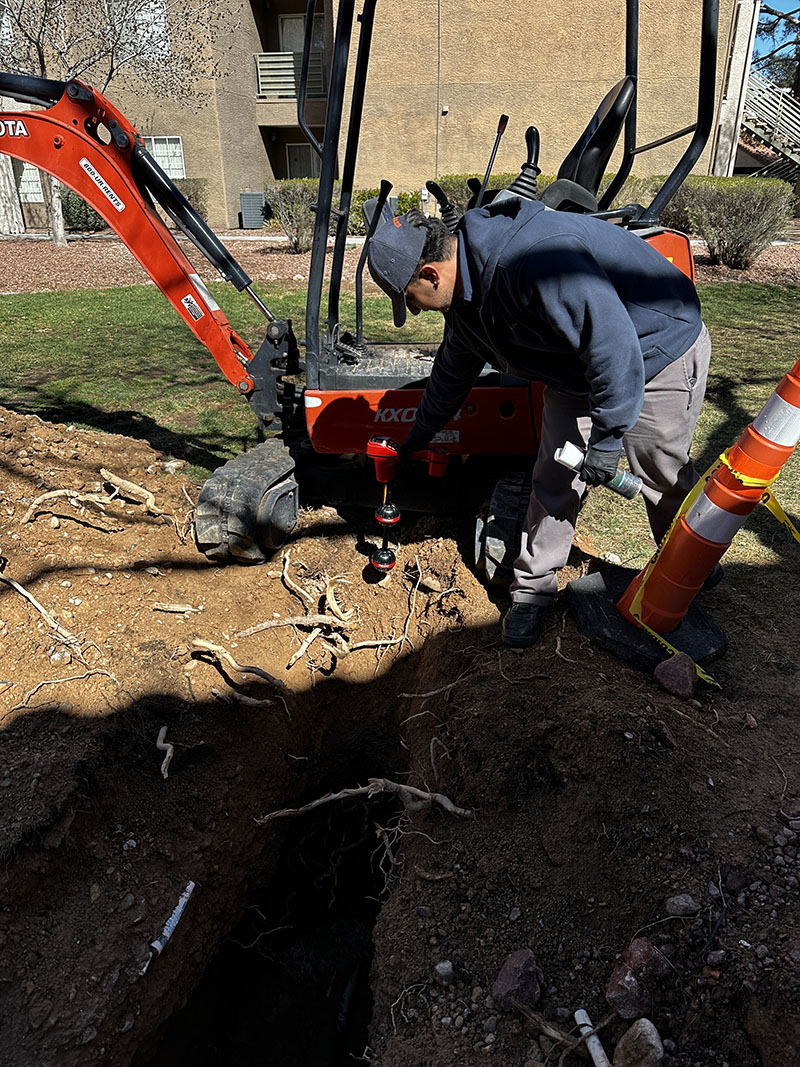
[613,1018,664,1067]
[665,893,701,916]
[654,652,697,699]
[434,960,454,986]
[706,950,726,966]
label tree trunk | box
[0,156,25,235]
[45,174,68,247]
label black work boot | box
[701,562,724,592]
[501,603,548,649]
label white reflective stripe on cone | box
[753,393,800,448]
[684,494,747,545]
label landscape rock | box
[653,652,697,699]
[606,961,649,1019]
[623,938,671,978]
[491,948,544,1011]
[665,893,701,917]
[613,1018,664,1066]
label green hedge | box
[59,187,106,232]
[174,178,209,222]
[601,174,793,268]
[263,180,423,246]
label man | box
[367,200,711,648]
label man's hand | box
[579,445,622,486]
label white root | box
[211,687,274,707]
[156,726,174,779]
[256,776,472,825]
[20,488,116,525]
[191,639,288,692]
[281,550,316,606]
[234,614,353,639]
[100,468,165,515]
[192,639,290,717]
[10,669,118,713]
[152,602,202,614]
[0,570,82,649]
[287,627,322,668]
[325,575,353,621]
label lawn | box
[0,279,797,567]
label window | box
[143,136,186,179]
[286,143,321,179]
[13,159,44,203]
[111,0,170,60]
[279,14,324,54]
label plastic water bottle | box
[554,441,642,500]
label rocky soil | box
[0,234,799,1067]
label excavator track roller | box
[195,438,299,564]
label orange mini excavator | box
[0,0,720,581]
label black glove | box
[398,426,433,461]
[580,444,622,486]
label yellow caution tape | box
[761,488,800,544]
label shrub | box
[601,174,792,266]
[347,188,423,235]
[174,178,209,222]
[263,178,319,252]
[59,187,106,232]
[687,177,793,269]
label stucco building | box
[15,0,756,231]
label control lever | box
[366,435,401,572]
[425,180,460,234]
[366,436,450,574]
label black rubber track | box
[194,438,297,564]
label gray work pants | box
[510,325,712,605]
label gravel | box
[1,231,799,296]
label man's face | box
[404,264,455,317]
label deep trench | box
[137,770,405,1066]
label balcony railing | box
[255,51,327,100]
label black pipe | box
[630,123,696,156]
[304,0,356,389]
[598,0,639,210]
[327,0,378,344]
[355,180,393,347]
[637,0,719,225]
[0,71,64,108]
[475,114,509,208]
[297,0,323,159]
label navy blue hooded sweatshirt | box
[407,197,703,453]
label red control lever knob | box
[426,446,449,478]
[367,435,399,483]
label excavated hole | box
[138,779,404,1065]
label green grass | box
[580,282,800,568]
[0,279,797,571]
[0,282,440,481]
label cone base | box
[567,565,727,672]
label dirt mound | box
[1,406,798,1067]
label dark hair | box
[405,208,455,281]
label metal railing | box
[742,72,800,164]
[255,50,326,100]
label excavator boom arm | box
[0,73,257,395]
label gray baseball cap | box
[367,213,427,327]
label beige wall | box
[100,0,736,229]
[347,0,736,196]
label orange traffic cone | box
[617,357,800,634]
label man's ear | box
[418,264,440,286]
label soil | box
[1,235,799,1067]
